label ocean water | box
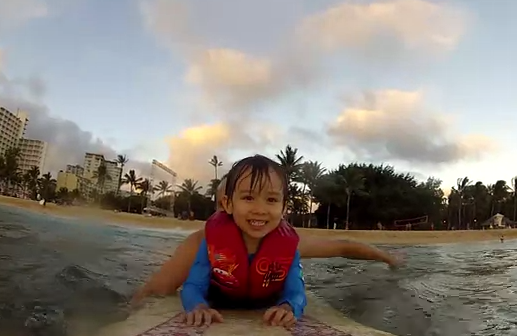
[1,204,516,336]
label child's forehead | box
[235,172,282,190]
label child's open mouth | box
[248,220,267,228]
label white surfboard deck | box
[96,292,394,336]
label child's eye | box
[267,197,279,203]
[242,195,254,201]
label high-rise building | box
[83,153,121,193]
[0,107,28,155]
[66,164,84,176]
[104,159,122,193]
[18,138,48,175]
[83,152,105,179]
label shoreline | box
[1,195,515,245]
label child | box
[180,155,306,328]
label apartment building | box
[0,107,28,155]
[83,153,121,193]
[56,170,94,197]
[104,159,122,193]
[66,164,84,176]
[83,152,105,179]
[18,138,48,175]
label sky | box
[0,0,516,194]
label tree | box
[454,177,472,229]
[154,180,173,198]
[299,161,326,226]
[122,169,142,213]
[205,178,221,200]
[24,166,40,199]
[115,154,128,195]
[39,172,57,200]
[2,147,22,194]
[92,163,111,195]
[178,178,202,216]
[137,178,152,212]
[335,164,366,230]
[512,176,517,222]
[209,155,223,180]
[276,145,304,184]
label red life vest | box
[205,211,299,301]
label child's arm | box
[298,237,401,268]
[277,250,307,319]
[180,238,211,311]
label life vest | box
[205,211,299,303]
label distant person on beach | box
[132,165,401,306]
[180,155,306,328]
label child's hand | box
[386,251,405,270]
[183,304,223,326]
[263,303,297,328]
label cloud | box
[139,0,473,183]
[165,121,290,184]
[0,74,150,178]
[327,90,496,164]
[140,0,469,112]
[297,0,467,55]
[0,0,48,33]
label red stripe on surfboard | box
[135,313,208,336]
[291,317,352,336]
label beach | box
[1,195,514,245]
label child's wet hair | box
[225,155,288,208]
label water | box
[1,205,517,336]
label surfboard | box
[96,292,395,336]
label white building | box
[0,107,28,155]
[83,152,105,179]
[66,164,84,176]
[18,138,48,175]
[104,159,122,193]
[83,153,121,193]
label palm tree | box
[39,172,57,200]
[336,165,366,230]
[122,169,142,212]
[492,180,510,215]
[138,178,152,213]
[92,163,111,195]
[178,178,202,215]
[455,176,472,229]
[512,176,517,221]
[154,180,173,197]
[209,155,223,180]
[3,147,22,193]
[115,154,128,195]
[299,161,326,227]
[205,178,221,200]
[24,166,40,199]
[276,145,304,183]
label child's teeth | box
[250,220,265,226]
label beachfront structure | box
[57,171,79,191]
[0,107,28,155]
[150,159,177,201]
[104,159,122,193]
[66,164,84,176]
[18,138,48,175]
[57,170,94,198]
[83,152,105,179]
[83,152,121,194]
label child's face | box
[223,168,285,240]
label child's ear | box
[222,195,233,214]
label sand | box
[1,195,514,245]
